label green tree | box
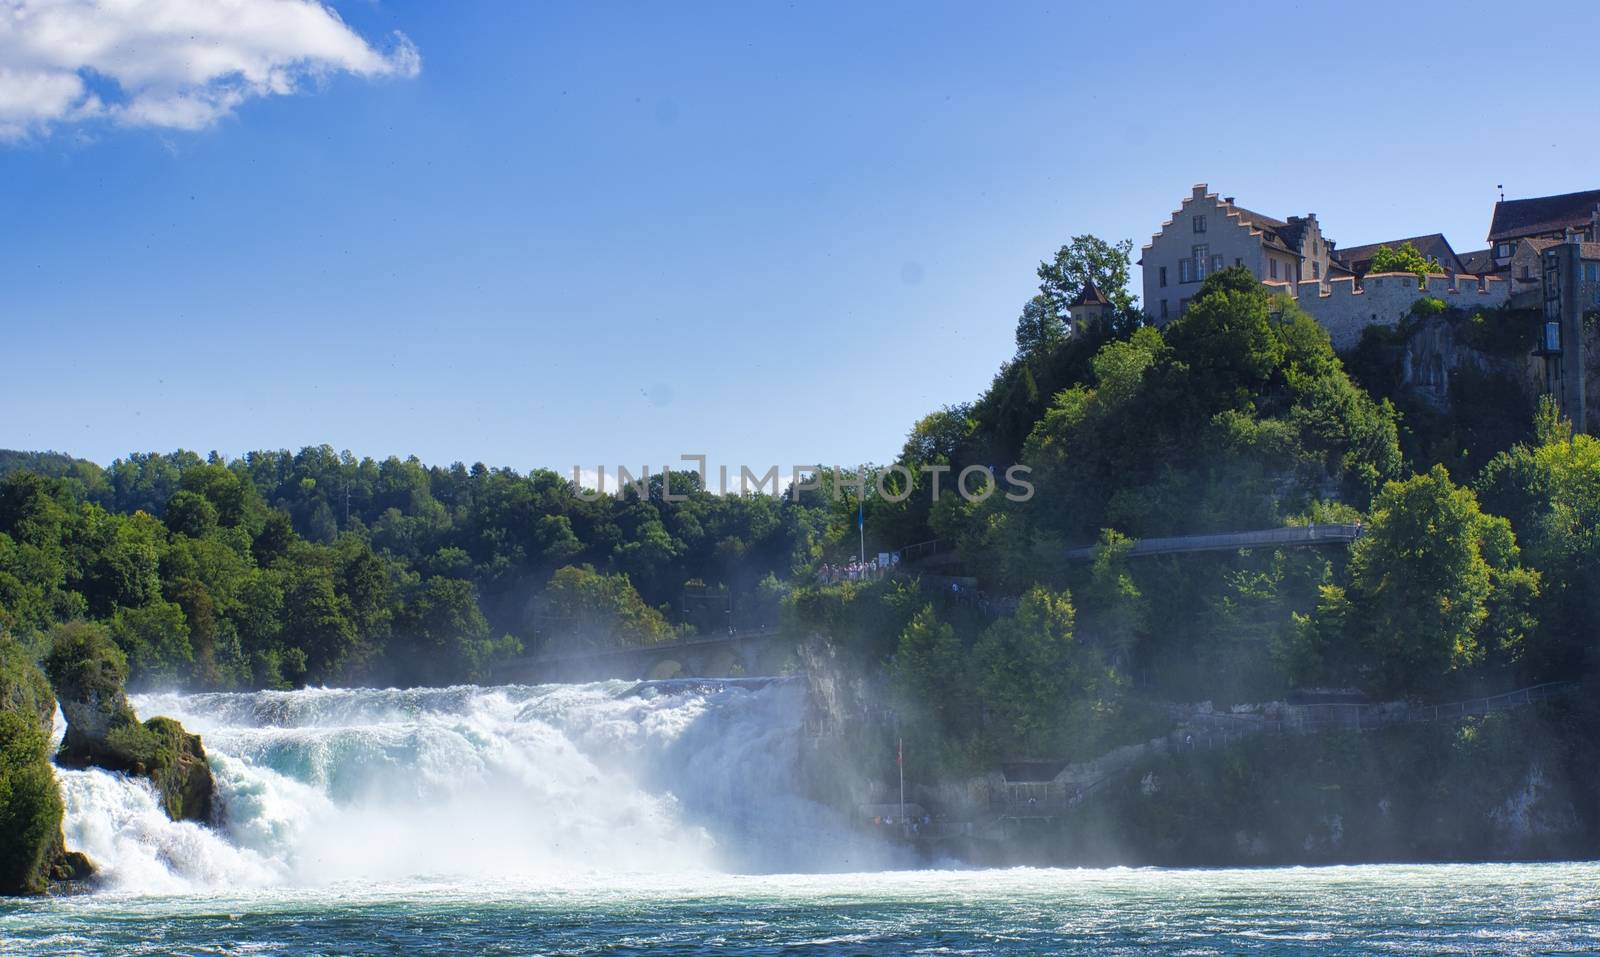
[1477,399,1600,677]
[1368,241,1442,287]
[169,579,221,688]
[1037,234,1137,314]
[0,633,55,730]
[971,586,1122,758]
[1076,529,1146,657]
[541,565,675,651]
[394,576,518,682]
[0,710,65,894]
[1297,465,1536,695]
[891,604,966,727]
[251,510,295,565]
[1014,293,1067,358]
[163,491,218,539]
[283,568,358,681]
[107,601,192,685]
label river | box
[2,680,1595,954]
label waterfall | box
[57,679,886,894]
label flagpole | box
[898,736,906,837]
[858,494,865,566]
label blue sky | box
[4,0,1598,477]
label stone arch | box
[705,648,744,678]
[647,659,684,680]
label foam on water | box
[57,679,875,894]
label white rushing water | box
[55,679,883,894]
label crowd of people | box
[818,553,900,583]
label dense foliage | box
[1368,241,1443,286]
[0,636,67,895]
[0,234,1591,789]
[0,452,829,689]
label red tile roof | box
[1488,189,1600,242]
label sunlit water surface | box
[3,863,1598,955]
[4,682,1596,954]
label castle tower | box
[1067,280,1113,333]
[1536,230,1588,433]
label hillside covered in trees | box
[0,249,1594,762]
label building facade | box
[1140,184,1341,326]
[1488,189,1600,268]
[1140,182,1595,351]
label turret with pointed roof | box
[1067,280,1113,332]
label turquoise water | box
[8,683,1597,954]
[3,863,1598,955]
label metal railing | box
[896,539,944,564]
[1063,523,1365,562]
[1166,681,1582,742]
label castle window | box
[1160,300,1169,320]
[1270,259,1278,279]
[1160,266,1168,288]
[1193,215,1207,233]
[1313,262,1321,279]
[1495,241,1516,258]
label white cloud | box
[0,0,420,139]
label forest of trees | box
[2,243,1595,782]
[0,452,837,689]
[797,261,1596,772]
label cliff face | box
[1034,700,1600,867]
[0,636,93,896]
[45,623,216,825]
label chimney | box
[1223,196,1235,204]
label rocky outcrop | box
[108,716,215,823]
[44,622,216,824]
[0,634,94,895]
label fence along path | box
[1062,523,1365,561]
[1172,681,1582,742]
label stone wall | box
[1275,272,1512,351]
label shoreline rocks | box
[45,622,216,825]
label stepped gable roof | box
[1068,280,1111,307]
[1140,186,1311,263]
[1488,189,1600,242]
[1334,233,1463,275]
[1225,203,1300,255]
[1276,217,1310,252]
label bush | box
[0,633,55,732]
[0,709,64,894]
[44,621,137,753]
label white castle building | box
[1135,183,1600,350]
